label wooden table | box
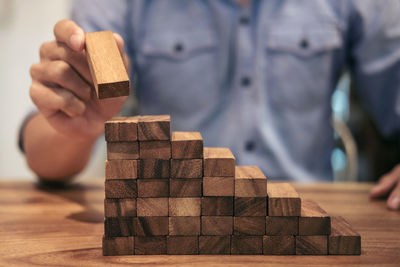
[0,180,399,266]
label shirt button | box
[174,43,184,53]
[241,76,251,87]
[245,140,256,151]
[299,38,309,49]
[239,16,249,25]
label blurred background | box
[0,0,398,181]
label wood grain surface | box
[171,132,203,159]
[267,183,301,216]
[299,199,331,235]
[138,115,170,141]
[1,181,399,266]
[105,117,138,142]
[203,147,235,177]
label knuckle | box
[29,64,40,78]
[53,61,71,78]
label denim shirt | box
[72,0,400,181]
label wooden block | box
[138,159,169,178]
[85,31,129,99]
[138,115,170,141]
[234,217,265,235]
[201,197,233,216]
[137,179,169,197]
[102,236,134,256]
[135,236,167,255]
[169,217,200,235]
[170,179,202,197]
[107,142,139,160]
[203,147,235,177]
[167,236,199,255]
[137,198,168,216]
[171,131,203,159]
[169,198,201,216]
[139,141,171,159]
[201,216,233,235]
[235,166,267,197]
[263,236,295,255]
[203,177,234,196]
[265,216,298,235]
[105,160,137,179]
[296,236,328,255]
[267,183,301,216]
[199,236,230,255]
[104,198,136,217]
[299,199,331,235]
[136,217,169,236]
[105,180,137,198]
[170,159,202,178]
[234,197,267,216]
[104,217,136,237]
[231,236,262,255]
[105,116,138,142]
[329,216,361,255]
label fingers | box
[54,19,85,51]
[387,182,400,210]
[370,173,398,199]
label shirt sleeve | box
[348,0,400,139]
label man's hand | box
[370,164,400,210]
[29,19,129,142]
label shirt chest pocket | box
[265,23,343,112]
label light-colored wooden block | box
[102,236,134,256]
[203,147,235,177]
[263,236,295,255]
[135,236,167,255]
[169,216,200,236]
[105,160,137,179]
[136,217,169,236]
[137,198,168,217]
[296,236,328,255]
[199,236,231,255]
[299,199,331,235]
[104,217,136,237]
[170,159,202,178]
[138,159,170,178]
[265,216,298,235]
[201,216,233,235]
[231,236,263,255]
[137,179,169,197]
[105,180,137,199]
[201,197,233,216]
[235,166,267,197]
[267,183,301,216]
[329,216,361,255]
[139,141,171,159]
[203,177,234,196]
[105,116,138,142]
[107,142,139,160]
[167,236,199,255]
[169,198,201,216]
[104,198,136,217]
[234,217,265,235]
[85,31,130,99]
[234,197,267,216]
[171,131,203,159]
[138,115,170,141]
[170,179,202,197]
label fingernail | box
[70,33,84,51]
[388,197,400,210]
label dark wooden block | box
[171,131,203,159]
[235,166,268,197]
[203,177,234,196]
[137,198,168,216]
[104,217,136,237]
[105,160,137,179]
[199,236,230,255]
[170,179,202,197]
[234,197,267,216]
[102,236,134,256]
[136,217,169,236]
[135,236,167,255]
[201,216,233,235]
[105,180,137,199]
[138,159,169,178]
[231,236,263,255]
[265,216,298,235]
[105,116,138,142]
[263,236,295,255]
[170,159,202,178]
[234,217,265,235]
[329,216,361,255]
[203,147,235,177]
[167,236,199,255]
[139,141,171,159]
[169,217,200,235]
[138,115,170,141]
[104,198,136,217]
[137,179,169,197]
[267,183,301,216]
[107,142,139,160]
[201,197,233,216]
[169,198,201,216]
[296,236,328,255]
[299,199,331,235]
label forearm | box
[23,113,97,181]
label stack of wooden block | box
[102,115,361,256]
